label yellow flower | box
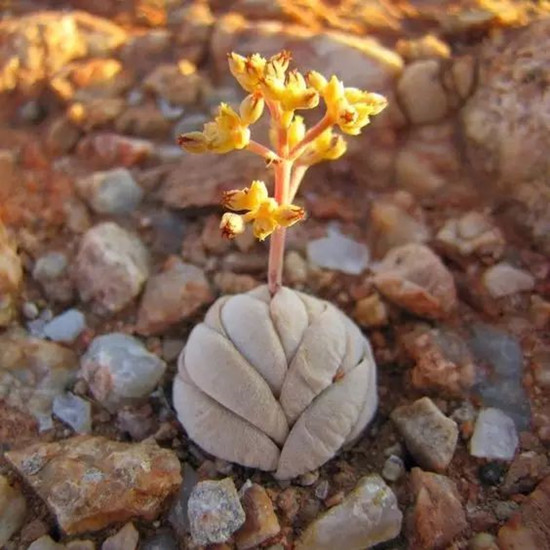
[263,70,319,113]
[287,115,306,149]
[300,128,347,165]
[310,74,388,135]
[239,92,265,126]
[228,52,266,92]
[221,180,305,241]
[179,103,250,154]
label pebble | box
[478,462,506,486]
[391,397,458,472]
[284,251,308,285]
[33,251,68,281]
[22,301,39,320]
[373,243,457,319]
[436,211,505,260]
[53,392,92,434]
[470,408,519,461]
[27,536,65,550]
[315,480,330,500]
[188,478,246,546]
[409,468,467,549]
[161,338,184,362]
[469,324,531,429]
[0,329,78,430]
[140,531,178,550]
[494,500,519,521]
[213,272,259,295]
[74,222,150,313]
[307,227,369,275]
[76,168,143,215]
[397,59,448,124]
[382,455,405,482]
[116,405,157,441]
[80,332,167,412]
[295,475,402,550]
[470,532,499,550]
[43,309,86,343]
[6,436,181,535]
[482,262,535,298]
[102,522,139,550]
[169,463,199,537]
[136,258,213,335]
[297,471,319,487]
[0,475,26,546]
[353,293,388,328]
[235,484,280,550]
[502,451,549,495]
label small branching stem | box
[289,114,332,160]
[246,140,279,162]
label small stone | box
[405,329,475,397]
[33,251,68,280]
[22,301,39,319]
[140,531,178,550]
[20,519,48,544]
[295,475,402,550]
[76,168,143,215]
[27,536,65,550]
[315,480,330,500]
[161,338,184,362]
[382,455,405,482]
[409,468,466,549]
[497,476,550,549]
[502,452,549,495]
[136,258,213,335]
[188,478,246,546]
[436,211,505,260]
[117,405,157,441]
[478,462,506,486]
[77,133,153,168]
[66,541,95,550]
[470,532,499,550]
[307,227,369,275]
[53,393,92,434]
[0,329,78,430]
[102,522,139,550]
[494,501,519,521]
[81,333,166,412]
[43,309,86,343]
[143,63,202,106]
[284,251,308,285]
[235,484,280,550]
[6,436,181,535]
[298,471,319,487]
[169,463,199,537]
[470,408,518,461]
[391,397,458,472]
[373,244,457,319]
[0,475,26,546]
[46,115,82,155]
[0,401,38,451]
[74,223,150,313]
[353,293,388,328]
[276,488,300,521]
[482,263,535,298]
[213,272,259,295]
[397,59,448,124]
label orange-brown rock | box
[6,436,182,535]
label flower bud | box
[275,204,306,227]
[239,93,265,125]
[220,213,245,239]
[177,132,208,153]
[307,70,328,92]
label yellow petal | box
[306,70,328,92]
[275,204,305,227]
[220,213,245,239]
[239,93,265,125]
[288,116,306,149]
[177,132,207,153]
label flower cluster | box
[178,50,387,243]
[221,181,304,241]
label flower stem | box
[246,140,279,163]
[268,159,291,295]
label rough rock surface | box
[373,244,457,319]
[6,436,181,535]
[470,408,518,461]
[173,285,377,479]
[391,397,458,472]
[409,468,467,550]
[0,474,27,547]
[295,475,402,550]
[235,484,280,550]
[0,329,78,430]
[188,478,245,546]
[136,257,213,335]
[74,222,150,313]
[462,18,550,253]
[80,332,166,411]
